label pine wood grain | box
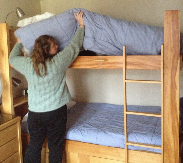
[69,55,161,69]
[0,23,14,115]
[163,10,180,163]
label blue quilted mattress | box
[15,8,183,56]
[22,102,161,153]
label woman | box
[9,11,85,163]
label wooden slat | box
[123,46,128,163]
[16,117,23,163]
[161,45,164,163]
[125,79,161,84]
[0,23,14,115]
[69,55,161,69]
[126,111,161,117]
[163,10,180,163]
[127,141,161,150]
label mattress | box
[21,102,161,153]
[15,8,183,56]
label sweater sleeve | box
[9,43,27,75]
[53,27,85,70]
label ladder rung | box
[125,79,161,84]
[127,141,162,150]
[125,111,162,117]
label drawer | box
[0,123,17,146]
[0,138,19,162]
[2,152,19,163]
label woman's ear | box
[44,49,49,54]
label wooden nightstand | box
[0,114,23,163]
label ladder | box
[123,45,164,163]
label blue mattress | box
[22,102,161,153]
[15,8,183,56]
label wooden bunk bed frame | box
[0,10,180,163]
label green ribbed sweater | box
[9,27,84,112]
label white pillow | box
[17,12,55,27]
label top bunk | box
[12,8,182,70]
[8,27,163,69]
[0,10,181,71]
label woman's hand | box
[74,11,85,28]
[16,37,21,43]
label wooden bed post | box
[163,10,180,163]
[0,23,14,115]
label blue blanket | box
[66,102,161,153]
[15,8,181,55]
[21,102,161,153]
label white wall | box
[0,0,41,27]
[66,69,161,106]
[40,0,183,106]
[40,0,183,29]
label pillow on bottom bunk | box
[21,102,161,153]
[15,8,173,56]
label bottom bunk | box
[21,102,163,163]
[22,134,161,163]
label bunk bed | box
[0,10,181,163]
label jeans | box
[24,105,67,163]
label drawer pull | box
[94,59,108,62]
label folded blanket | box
[15,8,181,56]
